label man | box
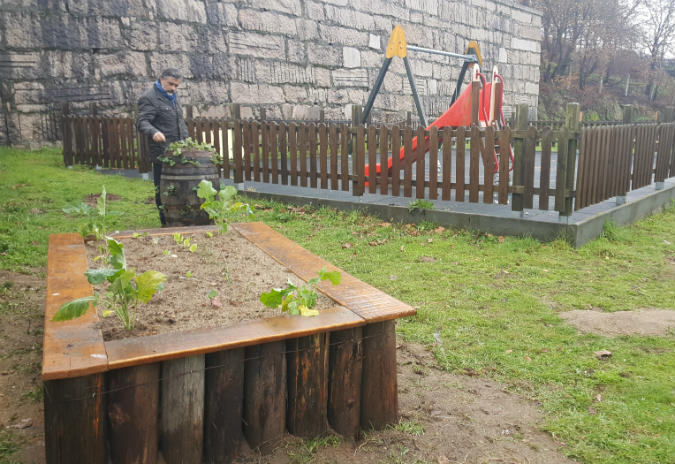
[136,68,189,225]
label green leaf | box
[183,237,191,247]
[218,186,237,202]
[185,271,193,278]
[173,232,182,244]
[189,244,197,253]
[109,269,136,300]
[299,305,319,317]
[260,288,284,308]
[96,185,107,217]
[52,296,97,321]
[318,268,342,285]
[299,286,318,309]
[197,180,217,201]
[102,310,114,318]
[135,270,167,303]
[84,267,119,285]
[286,299,300,316]
[207,289,217,299]
[106,237,126,270]
[62,203,95,215]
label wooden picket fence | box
[61,111,675,217]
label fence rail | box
[61,111,675,218]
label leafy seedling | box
[52,237,166,331]
[408,199,434,213]
[62,185,120,240]
[185,271,193,278]
[197,180,254,233]
[260,268,341,317]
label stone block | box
[189,52,231,80]
[94,51,147,79]
[511,38,538,53]
[149,53,192,79]
[228,32,285,60]
[283,85,309,103]
[185,81,229,104]
[296,19,319,41]
[525,81,539,95]
[194,26,228,54]
[305,1,325,20]
[204,3,239,26]
[383,73,403,92]
[331,69,368,88]
[343,47,360,68]
[255,61,316,85]
[319,24,369,47]
[308,88,329,104]
[324,5,375,30]
[230,82,285,104]
[407,58,433,77]
[0,52,41,80]
[361,50,383,68]
[233,56,257,82]
[248,0,302,15]
[125,20,159,51]
[314,68,332,87]
[287,40,307,64]
[158,23,197,52]
[410,11,424,24]
[512,9,532,25]
[516,23,542,42]
[156,0,206,23]
[373,15,393,33]
[13,82,44,105]
[239,9,297,36]
[369,34,381,50]
[405,0,438,15]
[308,44,342,67]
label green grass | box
[1,147,674,464]
[0,147,159,271]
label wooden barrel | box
[159,149,219,226]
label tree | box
[639,0,675,99]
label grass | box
[1,147,674,463]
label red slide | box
[365,81,492,178]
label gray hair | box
[159,68,182,80]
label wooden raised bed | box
[42,222,415,464]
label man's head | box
[159,68,182,94]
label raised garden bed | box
[42,222,415,464]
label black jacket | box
[136,85,189,162]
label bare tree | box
[640,0,675,99]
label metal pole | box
[407,45,479,63]
[360,57,392,125]
[403,57,427,128]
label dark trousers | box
[152,162,166,226]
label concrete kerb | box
[231,179,675,248]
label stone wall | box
[0,0,542,145]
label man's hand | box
[153,131,166,143]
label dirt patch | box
[86,230,335,341]
[2,269,574,464]
[560,309,675,337]
[84,192,122,206]
[234,342,575,464]
[0,269,45,464]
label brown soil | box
[85,230,334,341]
[1,269,579,464]
[559,309,675,337]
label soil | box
[559,308,675,337]
[0,268,582,464]
[85,230,335,341]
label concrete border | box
[234,179,675,248]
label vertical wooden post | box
[351,104,363,195]
[511,104,528,211]
[160,355,205,464]
[286,333,329,437]
[204,348,245,464]
[328,327,363,439]
[107,364,160,464]
[44,374,106,464]
[622,104,635,124]
[244,341,286,454]
[360,320,398,430]
[558,103,580,216]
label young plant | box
[62,185,119,240]
[52,237,166,331]
[408,199,434,213]
[158,137,220,166]
[260,268,341,317]
[197,180,254,232]
[172,232,198,252]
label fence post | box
[557,103,580,216]
[511,104,528,212]
[622,105,635,124]
[351,104,363,196]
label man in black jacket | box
[136,68,189,225]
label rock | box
[594,350,612,360]
[7,418,32,429]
